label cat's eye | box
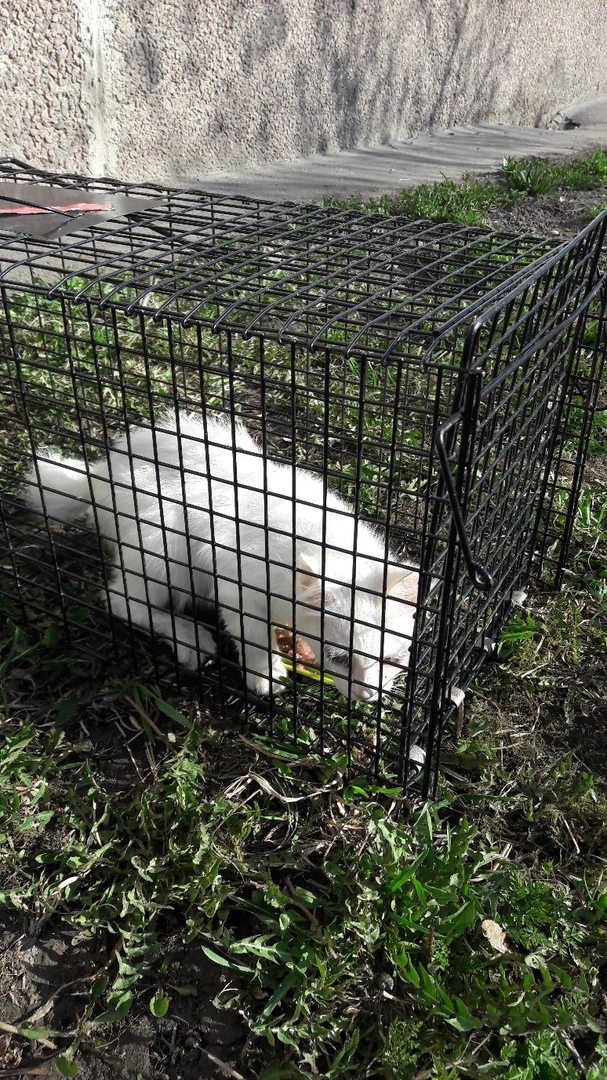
[330,652,350,668]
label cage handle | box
[435,412,494,592]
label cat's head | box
[296,553,418,702]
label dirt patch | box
[0,701,254,1079]
[0,925,248,1079]
[481,186,606,241]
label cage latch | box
[435,412,494,592]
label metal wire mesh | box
[1,158,605,794]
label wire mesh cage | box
[1,158,606,795]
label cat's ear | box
[387,565,419,601]
[297,553,322,606]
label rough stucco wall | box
[1,0,607,181]
[105,0,607,180]
[0,0,90,173]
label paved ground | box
[187,97,607,203]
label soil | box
[482,186,606,241]
[0,701,257,1080]
[1,185,606,1080]
[0,930,248,1080]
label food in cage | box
[0,201,114,215]
[23,411,418,701]
[274,627,318,666]
[273,627,329,682]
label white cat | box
[23,411,418,701]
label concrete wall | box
[2,0,607,183]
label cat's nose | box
[352,686,377,702]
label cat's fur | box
[23,411,418,700]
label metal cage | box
[1,158,606,795]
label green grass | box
[1,428,606,1077]
[1,535,607,1077]
[497,151,607,195]
[326,148,607,226]
[1,154,606,1076]
[326,175,510,226]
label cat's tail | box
[23,449,93,524]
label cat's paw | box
[247,675,288,697]
[175,627,217,670]
[246,656,287,697]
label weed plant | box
[327,149,607,226]
[1,435,606,1079]
[1,501,606,1078]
